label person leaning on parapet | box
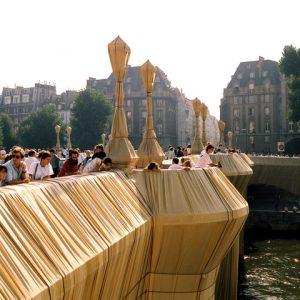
[49,149,60,177]
[83,151,106,173]
[0,165,8,187]
[99,157,112,171]
[195,145,221,168]
[92,144,106,159]
[145,162,161,172]
[58,149,81,177]
[168,157,182,170]
[3,147,30,185]
[25,149,38,171]
[165,146,175,159]
[29,151,53,181]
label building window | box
[22,94,29,103]
[128,125,132,134]
[247,64,251,69]
[249,121,255,133]
[126,77,131,83]
[265,94,270,103]
[126,111,132,119]
[264,82,270,92]
[289,122,294,133]
[250,72,255,78]
[237,73,243,79]
[157,99,163,106]
[4,96,11,105]
[157,124,163,136]
[126,99,132,106]
[264,136,270,143]
[13,95,20,104]
[264,107,270,116]
[233,108,240,117]
[142,111,147,118]
[265,121,270,133]
[249,83,254,94]
[248,107,255,116]
[233,97,238,104]
[262,71,268,77]
[234,120,240,132]
[249,96,256,103]
[157,110,163,120]
[142,100,146,106]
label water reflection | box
[239,239,300,300]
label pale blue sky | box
[1,0,299,117]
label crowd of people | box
[145,144,223,171]
[0,144,112,187]
[0,142,229,187]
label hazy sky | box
[1,0,299,117]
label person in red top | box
[58,149,80,177]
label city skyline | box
[1,0,300,118]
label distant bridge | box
[249,156,300,196]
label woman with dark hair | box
[29,151,53,180]
[83,151,106,173]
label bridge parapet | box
[249,156,300,196]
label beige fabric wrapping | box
[137,61,165,168]
[239,153,254,167]
[0,168,248,299]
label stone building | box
[1,83,57,131]
[87,66,195,149]
[220,57,299,153]
[50,90,78,125]
[0,83,78,131]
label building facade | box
[220,57,299,153]
[0,83,77,131]
[87,66,195,149]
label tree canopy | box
[0,113,17,148]
[17,105,63,149]
[71,89,113,149]
[279,45,300,122]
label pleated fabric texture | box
[0,168,248,299]
[208,154,252,300]
[238,153,254,167]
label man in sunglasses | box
[3,147,30,185]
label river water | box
[238,239,300,300]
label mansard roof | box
[227,59,281,88]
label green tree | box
[17,105,63,148]
[71,89,113,149]
[0,113,17,148]
[279,45,300,122]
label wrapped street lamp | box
[191,98,203,154]
[228,131,234,149]
[201,103,208,147]
[106,36,139,168]
[55,124,61,152]
[218,120,225,147]
[66,126,72,150]
[137,60,164,168]
[101,133,106,148]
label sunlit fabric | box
[0,168,248,299]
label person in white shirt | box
[168,157,183,170]
[25,150,38,171]
[29,151,53,180]
[195,145,221,168]
[165,147,175,159]
[83,151,106,173]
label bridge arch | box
[285,137,300,155]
